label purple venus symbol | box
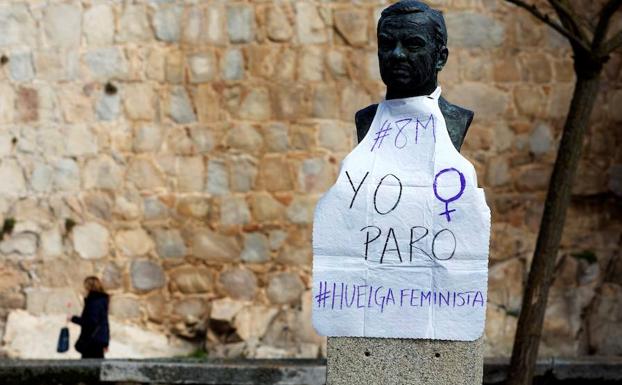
[433,168,466,222]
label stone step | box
[1,357,621,385]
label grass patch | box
[186,349,209,360]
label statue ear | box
[436,46,448,71]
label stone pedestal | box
[326,337,484,385]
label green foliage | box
[1,218,16,239]
[65,218,77,233]
[571,250,597,264]
[186,349,209,360]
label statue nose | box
[391,42,407,59]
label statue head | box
[377,1,448,97]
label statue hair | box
[378,0,448,49]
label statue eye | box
[378,35,394,48]
[405,39,424,48]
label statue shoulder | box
[355,104,379,143]
[353,98,475,151]
[438,96,474,151]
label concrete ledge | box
[484,357,553,384]
[552,357,622,381]
[101,359,327,385]
[0,359,101,385]
[0,357,621,385]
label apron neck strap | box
[428,86,442,100]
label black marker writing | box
[432,228,457,261]
[409,226,430,261]
[360,225,382,260]
[346,171,369,209]
[361,225,456,262]
[380,227,402,263]
[373,174,402,215]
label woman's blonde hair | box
[83,276,107,294]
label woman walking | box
[68,276,110,358]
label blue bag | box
[57,326,69,353]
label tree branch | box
[593,0,622,49]
[548,0,590,44]
[504,0,592,52]
[600,29,622,54]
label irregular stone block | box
[25,288,81,315]
[110,296,142,320]
[95,93,121,121]
[230,155,258,192]
[131,259,166,292]
[210,298,246,322]
[233,305,278,340]
[84,47,128,79]
[241,232,270,263]
[188,52,217,83]
[117,5,152,43]
[83,4,114,45]
[227,4,254,43]
[190,229,241,263]
[219,267,258,300]
[267,6,293,42]
[266,272,304,305]
[168,87,197,124]
[0,4,36,47]
[206,158,230,196]
[0,159,26,196]
[127,158,166,190]
[177,156,205,193]
[42,4,81,48]
[445,12,504,48]
[334,10,369,46]
[124,84,156,121]
[221,49,245,81]
[73,222,109,259]
[221,197,251,226]
[152,228,187,259]
[153,6,182,42]
[295,3,326,44]
[170,266,212,294]
[115,228,154,257]
[8,51,34,82]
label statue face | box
[377,12,445,92]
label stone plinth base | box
[327,337,484,385]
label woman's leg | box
[81,346,105,359]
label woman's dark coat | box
[70,291,110,353]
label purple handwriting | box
[433,168,466,222]
[371,120,392,151]
[394,118,411,149]
[314,282,485,312]
[370,114,436,152]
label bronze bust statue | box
[355,0,473,151]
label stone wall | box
[0,0,620,359]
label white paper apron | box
[312,87,491,340]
